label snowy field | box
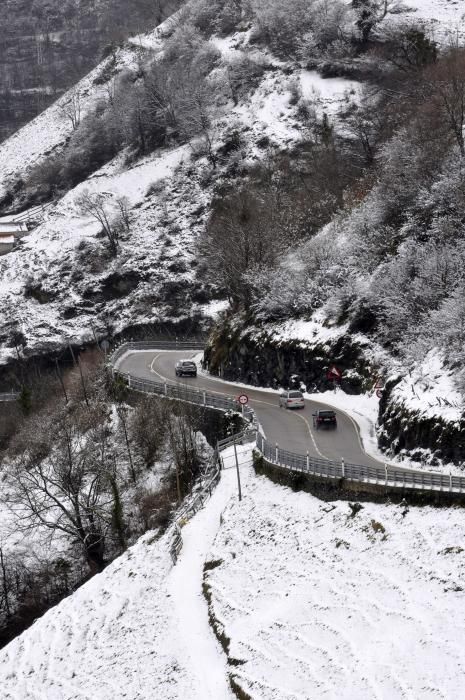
[206,464,465,700]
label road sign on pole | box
[237,394,249,405]
[326,366,342,381]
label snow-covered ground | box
[207,464,465,700]
[386,0,465,43]
[3,445,464,700]
[390,350,464,423]
[266,310,350,347]
[0,443,252,699]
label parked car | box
[312,409,337,429]
[279,390,305,409]
[175,359,197,377]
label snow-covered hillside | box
[2,449,464,699]
[207,463,465,699]
[0,4,362,364]
[0,444,251,700]
[387,0,465,41]
[0,48,141,199]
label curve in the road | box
[118,349,406,472]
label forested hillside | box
[0,0,181,142]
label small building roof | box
[0,222,28,233]
[0,236,15,245]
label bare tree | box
[425,48,465,156]
[60,88,82,130]
[130,395,168,468]
[115,196,133,233]
[0,547,11,620]
[10,410,113,573]
[116,404,136,483]
[76,190,119,255]
[352,0,404,44]
[167,406,202,502]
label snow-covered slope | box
[0,444,251,699]
[0,18,360,363]
[386,0,465,42]
[2,449,464,699]
[206,463,465,699]
[0,47,143,200]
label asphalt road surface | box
[117,349,403,470]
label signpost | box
[326,366,342,392]
[237,394,249,415]
[100,339,110,358]
[373,377,384,399]
[326,365,342,381]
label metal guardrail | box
[110,339,206,366]
[169,463,220,563]
[256,432,465,494]
[113,370,255,423]
[111,340,465,500]
[0,392,19,403]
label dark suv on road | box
[312,409,337,429]
[175,359,197,377]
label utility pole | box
[233,438,242,502]
[55,359,68,403]
[78,356,90,407]
[68,342,77,366]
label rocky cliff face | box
[206,316,465,467]
[378,378,465,467]
[204,317,372,394]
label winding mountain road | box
[117,349,410,471]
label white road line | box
[295,411,329,460]
[148,351,329,460]
[122,349,446,476]
[150,353,162,375]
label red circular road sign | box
[237,394,249,405]
[376,389,383,398]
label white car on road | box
[279,390,305,409]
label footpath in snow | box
[0,444,252,700]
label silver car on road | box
[279,390,305,409]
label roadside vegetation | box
[0,349,218,648]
